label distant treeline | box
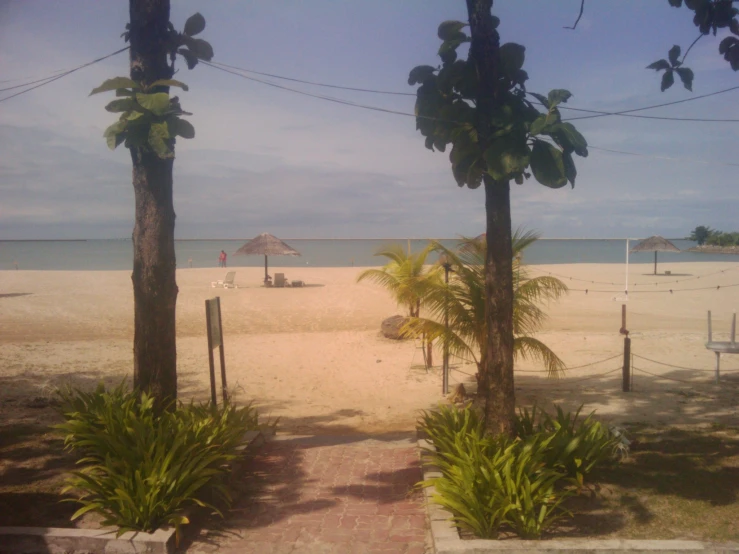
[689,226,739,247]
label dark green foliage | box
[656,0,739,87]
[419,403,627,539]
[409,17,587,190]
[705,230,739,246]
[56,383,265,541]
[689,225,715,245]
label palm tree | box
[404,231,568,379]
[357,243,441,366]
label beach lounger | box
[274,273,289,288]
[211,271,237,288]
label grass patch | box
[557,425,739,540]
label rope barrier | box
[633,365,715,384]
[528,266,739,288]
[633,353,739,372]
[567,283,739,294]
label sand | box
[1,261,738,433]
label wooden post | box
[654,251,657,275]
[217,297,228,402]
[623,336,631,392]
[715,351,721,384]
[205,299,218,406]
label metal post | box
[708,310,713,343]
[442,260,450,396]
[623,336,631,392]
[264,254,268,282]
[715,351,721,384]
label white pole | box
[625,238,629,298]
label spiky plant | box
[404,231,568,378]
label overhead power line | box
[203,61,739,168]
[0,47,129,104]
[208,59,739,123]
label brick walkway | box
[184,434,430,554]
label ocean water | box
[0,238,735,271]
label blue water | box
[0,238,735,271]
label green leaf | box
[530,141,567,188]
[105,99,133,113]
[675,67,694,91]
[148,122,172,158]
[529,92,549,109]
[440,48,457,65]
[116,88,133,97]
[668,0,682,7]
[730,19,739,36]
[547,89,572,108]
[184,12,206,36]
[438,38,466,56]
[562,151,576,188]
[167,117,195,139]
[668,45,681,67]
[90,77,138,96]
[438,20,467,41]
[136,92,170,115]
[484,138,530,181]
[529,116,548,136]
[183,37,214,61]
[661,69,675,91]
[178,48,199,70]
[646,59,670,71]
[408,65,437,86]
[499,43,526,74]
[550,122,588,157]
[103,121,127,150]
[148,79,189,91]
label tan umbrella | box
[234,233,301,282]
[630,235,680,275]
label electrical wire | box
[203,61,739,168]
[0,47,129,104]
[208,59,739,123]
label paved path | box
[185,434,430,554]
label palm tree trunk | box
[129,0,178,407]
[466,0,516,435]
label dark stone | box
[381,315,411,340]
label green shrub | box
[418,403,626,539]
[418,404,485,459]
[56,383,264,540]
[515,403,628,486]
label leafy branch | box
[409,20,588,191]
[94,13,213,159]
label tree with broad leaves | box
[689,225,715,245]
[91,0,213,410]
[409,0,588,434]
[568,0,739,90]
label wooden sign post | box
[205,296,228,406]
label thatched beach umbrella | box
[630,235,680,275]
[234,233,301,282]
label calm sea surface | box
[0,238,735,271]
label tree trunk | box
[129,0,178,405]
[466,0,516,435]
[481,176,515,435]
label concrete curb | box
[0,430,267,554]
[417,438,739,554]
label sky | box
[0,0,737,240]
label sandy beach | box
[1,262,738,433]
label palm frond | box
[514,336,566,379]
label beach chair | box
[211,271,237,289]
[274,273,289,288]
